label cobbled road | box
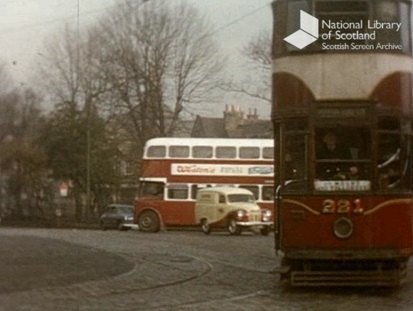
[1,228,413,310]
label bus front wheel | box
[138,211,160,233]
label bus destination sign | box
[171,164,274,177]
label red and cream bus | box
[272,0,413,286]
[134,137,274,232]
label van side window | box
[219,195,226,203]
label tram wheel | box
[227,218,241,235]
[201,219,211,235]
[138,210,160,233]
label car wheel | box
[227,218,241,235]
[138,211,160,233]
[117,221,126,231]
[260,226,270,236]
[201,219,211,235]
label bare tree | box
[38,25,117,220]
[0,83,47,219]
[96,0,225,148]
[223,30,272,104]
[35,0,225,216]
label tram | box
[272,0,413,286]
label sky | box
[0,0,273,118]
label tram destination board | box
[315,105,370,120]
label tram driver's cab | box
[315,128,370,182]
[280,114,409,193]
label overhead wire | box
[0,1,271,38]
[207,2,270,37]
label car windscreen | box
[118,206,133,214]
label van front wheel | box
[201,219,211,235]
[227,218,241,235]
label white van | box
[195,187,272,235]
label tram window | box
[316,1,368,13]
[140,182,164,198]
[263,147,274,159]
[375,0,412,54]
[315,0,370,46]
[147,146,166,158]
[239,147,260,159]
[167,184,189,200]
[315,128,370,181]
[169,145,189,158]
[262,186,274,201]
[192,146,213,158]
[284,134,307,180]
[399,2,411,53]
[378,133,401,190]
[378,117,400,130]
[376,1,398,21]
[216,146,236,159]
[286,1,310,52]
[239,185,259,200]
[284,119,308,131]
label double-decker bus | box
[134,137,274,232]
[272,0,413,286]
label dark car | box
[99,204,137,231]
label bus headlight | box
[333,217,354,239]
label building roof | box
[191,116,227,138]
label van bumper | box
[236,221,272,227]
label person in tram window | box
[317,131,350,160]
[317,131,354,180]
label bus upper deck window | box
[169,145,189,158]
[147,146,166,158]
[216,146,236,159]
[239,147,260,159]
[193,146,213,158]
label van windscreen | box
[227,194,255,203]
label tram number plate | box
[322,199,364,214]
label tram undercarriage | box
[280,258,408,287]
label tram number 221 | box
[322,199,364,215]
